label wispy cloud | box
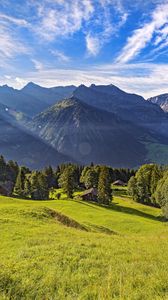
[0,26,29,60]
[116,2,168,63]
[31,59,44,71]
[3,62,168,98]
[0,13,28,27]
[32,0,94,41]
[86,34,101,56]
[85,0,128,56]
[50,50,70,62]
[0,13,30,63]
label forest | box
[0,155,168,219]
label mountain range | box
[0,82,168,168]
[0,83,76,117]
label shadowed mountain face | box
[0,108,73,169]
[74,84,168,137]
[29,96,165,168]
[148,94,168,113]
[0,83,76,117]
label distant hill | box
[28,96,168,168]
[147,94,168,113]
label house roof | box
[113,180,126,185]
[81,188,98,196]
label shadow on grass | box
[75,199,163,222]
[74,199,101,210]
[102,202,163,222]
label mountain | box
[28,96,168,168]
[0,83,76,117]
[147,94,168,113]
[0,85,43,116]
[21,82,76,107]
[74,84,168,137]
[0,107,73,169]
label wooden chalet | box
[80,188,98,202]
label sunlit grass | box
[0,189,168,299]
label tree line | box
[0,155,135,204]
[127,164,168,219]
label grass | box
[0,187,168,299]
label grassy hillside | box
[0,189,168,299]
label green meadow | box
[0,188,168,300]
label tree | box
[80,166,100,189]
[7,160,19,182]
[29,171,49,200]
[128,164,163,206]
[98,166,112,205]
[154,171,168,218]
[59,165,77,198]
[43,166,56,188]
[37,173,49,199]
[127,176,137,200]
[14,167,26,197]
[24,175,31,198]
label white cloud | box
[4,75,11,79]
[0,13,30,63]
[31,59,44,71]
[28,0,128,56]
[0,13,28,27]
[0,26,30,60]
[15,77,27,88]
[116,2,168,63]
[3,62,168,98]
[50,50,70,62]
[86,34,100,56]
[33,0,94,41]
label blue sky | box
[0,0,168,97]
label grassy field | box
[0,188,168,299]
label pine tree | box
[43,166,55,188]
[7,160,19,182]
[14,167,25,197]
[128,176,137,201]
[98,166,112,205]
[38,173,49,200]
[59,165,77,198]
[24,175,31,198]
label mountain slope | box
[74,84,168,137]
[29,96,166,168]
[147,94,168,113]
[0,111,73,169]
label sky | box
[0,0,168,98]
